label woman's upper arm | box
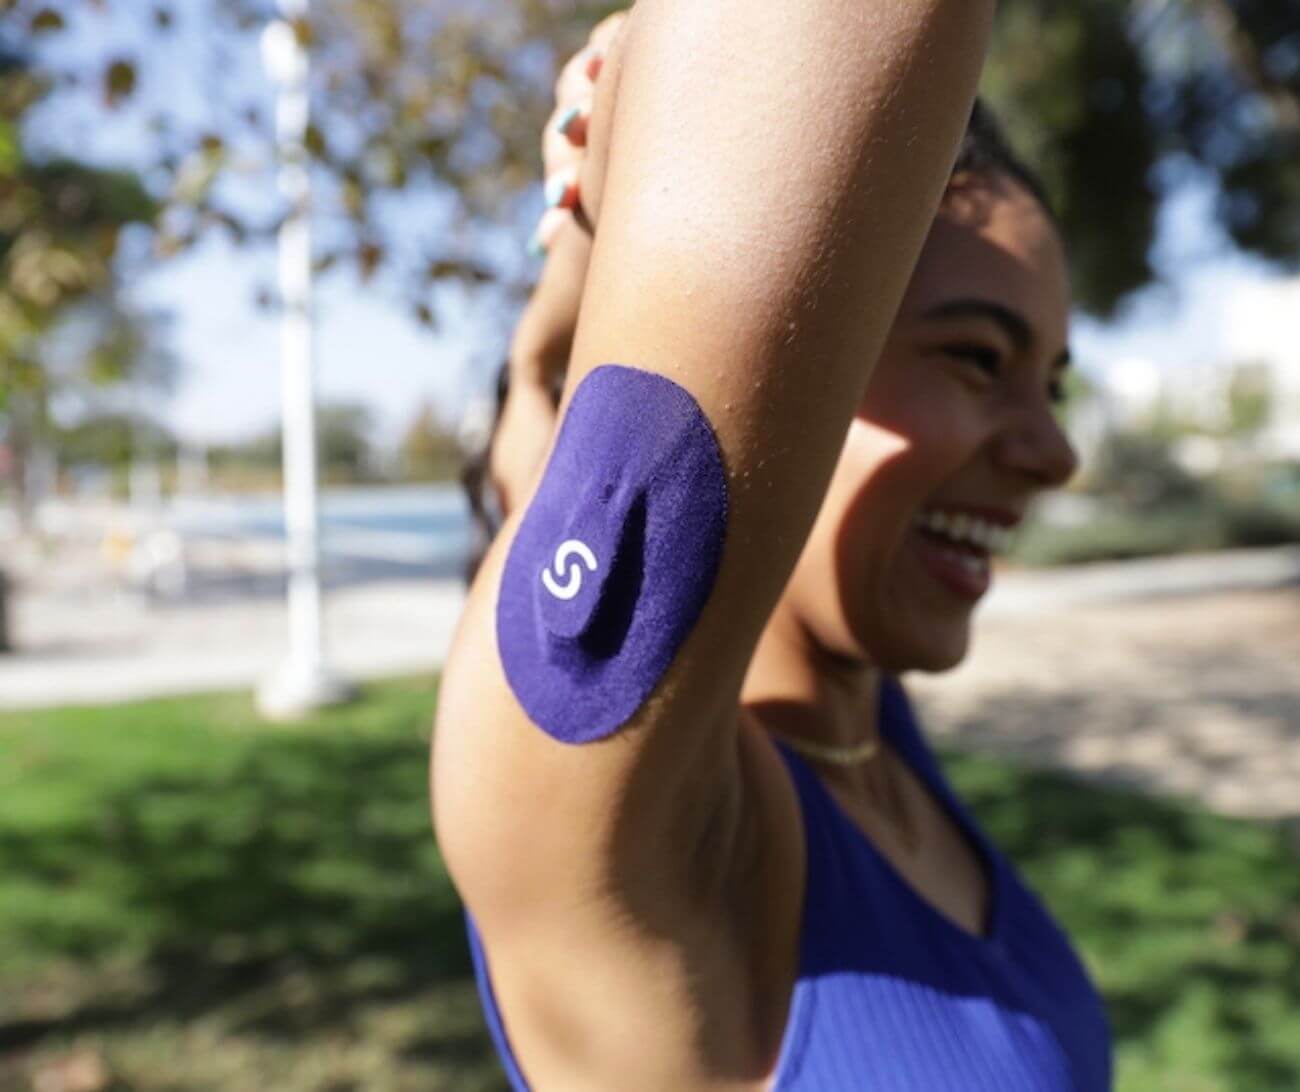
[434,0,995,925]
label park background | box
[2,0,1299,1089]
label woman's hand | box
[489,11,628,519]
[532,10,628,256]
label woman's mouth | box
[910,507,1016,602]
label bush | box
[1085,430,1216,509]
[1011,496,1300,567]
[1220,498,1300,548]
[1011,431,1300,567]
[1011,506,1221,566]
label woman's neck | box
[742,604,886,777]
[741,601,921,846]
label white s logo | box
[541,539,599,601]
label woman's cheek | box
[866,380,984,483]
[842,416,910,473]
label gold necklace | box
[767,729,882,766]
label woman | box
[435,3,1112,1089]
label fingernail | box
[544,172,578,210]
[527,229,547,259]
[554,104,583,137]
[585,52,604,81]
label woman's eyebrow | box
[921,298,1032,351]
[921,298,1071,369]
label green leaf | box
[30,8,65,33]
[103,59,137,107]
[357,241,383,281]
[303,123,328,159]
[0,120,18,176]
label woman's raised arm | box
[434,0,995,932]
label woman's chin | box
[871,619,971,676]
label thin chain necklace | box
[770,728,918,852]
[767,729,882,766]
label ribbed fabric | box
[466,678,1112,1090]
[768,678,1112,1090]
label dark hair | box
[458,359,511,585]
[951,99,1057,224]
[459,100,1050,586]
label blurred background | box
[1,1,1298,1090]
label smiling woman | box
[799,166,1080,674]
[436,3,1112,1090]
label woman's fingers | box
[531,154,585,258]
[588,10,629,55]
[527,206,572,259]
[552,12,627,140]
[555,45,601,106]
[531,10,628,258]
[543,165,581,211]
[553,97,592,147]
[543,98,591,173]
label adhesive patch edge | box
[496,364,729,743]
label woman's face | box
[786,170,1077,673]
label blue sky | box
[133,234,503,446]
[24,1,1299,448]
[1074,175,1297,390]
[136,158,1300,450]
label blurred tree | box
[2,296,177,517]
[399,400,461,481]
[4,0,1298,320]
[1089,427,1215,508]
[0,565,9,653]
[0,43,164,657]
[315,400,373,478]
[54,410,177,476]
[1223,361,1274,437]
[216,400,375,481]
[985,0,1300,313]
[1,48,161,518]
[3,0,617,321]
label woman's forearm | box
[491,221,592,517]
[508,222,593,389]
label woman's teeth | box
[915,509,1013,555]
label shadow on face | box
[787,170,1078,675]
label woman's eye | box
[943,345,1002,378]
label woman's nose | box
[994,400,1079,488]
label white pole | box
[257,0,352,717]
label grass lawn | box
[2,680,1297,1091]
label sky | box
[1074,177,1300,410]
[132,234,504,448]
[21,0,1300,451]
[137,154,1300,453]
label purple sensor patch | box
[496,364,729,743]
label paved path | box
[982,544,1300,617]
[909,586,1300,820]
[3,544,1297,819]
[0,577,467,711]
